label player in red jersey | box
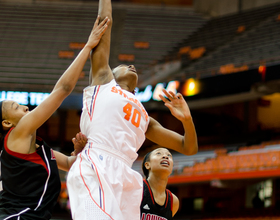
[141,148,179,220]
[0,16,109,220]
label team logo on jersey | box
[143,204,150,210]
[141,213,167,220]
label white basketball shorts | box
[67,143,143,220]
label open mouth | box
[160,160,170,166]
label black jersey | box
[141,179,173,220]
[0,128,61,220]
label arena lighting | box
[135,81,180,102]
[181,78,199,96]
[152,81,180,101]
[0,91,50,106]
[134,85,153,102]
[258,65,266,81]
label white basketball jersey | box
[80,79,149,162]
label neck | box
[147,173,169,194]
[118,82,131,93]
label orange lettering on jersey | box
[123,103,132,121]
[111,87,118,93]
[118,90,123,95]
[111,87,149,122]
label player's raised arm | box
[145,89,198,156]
[89,0,114,86]
[6,17,109,154]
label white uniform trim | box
[3,208,31,220]
[67,79,149,219]
[34,145,50,211]
[3,145,51,219]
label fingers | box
[177,93,183,99]
[75,132,81,141]
[99,16,109,26]
[160,89,183,102]
[97,18,110,35]
[94,15,100,28]
[159,94,168,103]
[72,132,82,143]
[91,16,109,35]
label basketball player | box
[66,0,198,219]
[141,148,179,220]
[0,16,109,220]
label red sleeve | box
[166,189,173,211]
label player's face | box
[149,148,173,175]
[113,64,138,92]
[2,100,29,128]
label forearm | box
[54,46,92,95]
[54,150,78,172]
[90,0,113,84]
[98,0,112,21]
[182,116,198,155]
[67,156,78,170]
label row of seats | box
[0,1,99,93]
[132,141,280,177]
[183,150,280,175]
[131,149,217,175]
[185,15,280,78]
[152,2,280,82]
[0,0,207,93]
[120,6,207,75]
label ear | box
[2,119,13,131]
[144,161,151,170]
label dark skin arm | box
[145,89,198,156]
[54,132,88,172]
[7,17,109,154]
[89,0,114,86]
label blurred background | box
[1,0,280,219]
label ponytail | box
[142,152,151,179]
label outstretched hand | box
[71,132,88,156]
[85,15,110,49]
[159,89,191,122]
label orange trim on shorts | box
[87,143,105,211]
[79,152,114,220]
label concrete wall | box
[194,0,238,17]
[194,0,280,17]
[242,0,280,10]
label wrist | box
[181,115,193,124]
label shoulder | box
[90,67,114,86]
[171,192,179,217]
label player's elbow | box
[53,83,73,99]
[61,84,73,96]
[182,140,198,156]
[187,146,198,155]
[100,10,113,26]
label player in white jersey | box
[66,0,198,219]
